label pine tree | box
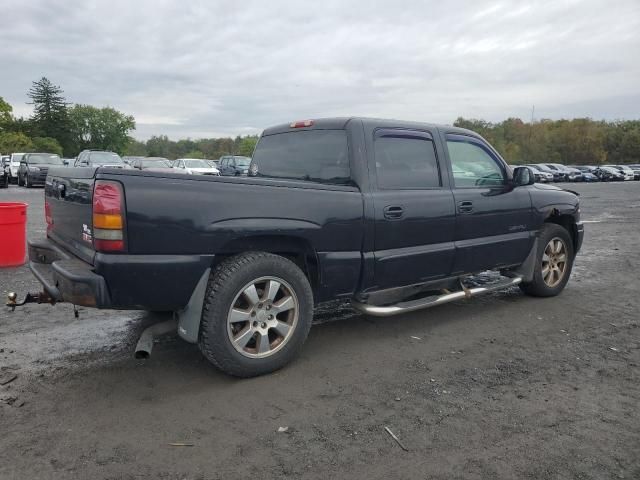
[27,77,70,152]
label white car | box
[605,165,635,181]
[9,153,25,182]
[173,158,220,175]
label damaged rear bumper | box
[28,239,111,307]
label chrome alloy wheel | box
[227,276,299,358]
[542,237,568,287]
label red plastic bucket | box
[0,202,28,267]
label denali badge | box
[82,223,93,243]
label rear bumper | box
[28,238,213,310]
[29,239,111,307]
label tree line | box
[454,117,640,165]
[2,77,639,164]
[0,77,258,159]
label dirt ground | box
[0,182,638,480]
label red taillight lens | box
[92,180,126,252]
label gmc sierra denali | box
[14,117,584,377]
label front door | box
[372,129,456,290]
[444,134,533,274]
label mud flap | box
[511,237,538,283]
[176,267,210,343]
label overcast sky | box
[1,0,639,140]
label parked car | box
[523,165,553,182]
[75,150,130,169]
[605,165,635,181]
[627,164,640,180]
[534,163,562,182]
[596,166,625,181]
[569,166,599,182]
[61,158,75,166]
[1,156,10,188]
[18,153,63,187]
[544,163,582,182]
[130,157,175,172]
[122,156,143,166]
[8,153,24,183]
[173,158,220,175]
[18,117,583,378]
[218,155,252,176]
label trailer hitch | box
[6,291,57,311]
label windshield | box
[27,154,62,165]
[251,130,350,184]
[184,159,211,168]
[234,157,251,167]
[91,152,124,165]
[142,158,171,168]
[11,154,23,164]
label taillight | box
[92,180,126,252]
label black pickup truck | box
[17,117,584,377]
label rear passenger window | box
[374,136,441,189]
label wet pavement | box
[1,181,639,479]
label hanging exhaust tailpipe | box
[134,318,178,359]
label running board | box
[351,274,523,317]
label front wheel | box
[25,174,31,188]
[520,223,574,297]
[199,252,313,377]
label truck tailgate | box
[46,166,98,264]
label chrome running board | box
[351,273,522,317]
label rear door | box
[370,129,456,290]
[444,133,533,274]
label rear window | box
[251,130,350,184]
[90,152,123,165]
[27,154,62,165]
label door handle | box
[458,201,473,213]
[383,205,404,219]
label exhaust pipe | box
[135,318,178,359]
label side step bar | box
[351,274,522,317]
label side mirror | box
[513,166,535,186]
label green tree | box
[0,131,33,152]
[237,136,259,156]
[68,104,135,154]
[27,77,71,152]
[123,137,148,156]
[184,150,204,158]
[31,137,63,156]
[0,96,13,131]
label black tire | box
[25,174,32,188]
[520,223,574,297]
[199,252,313,377]
[17,175,24,187]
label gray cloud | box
[1,0,639,139]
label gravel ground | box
[0,182,639,480]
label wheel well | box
[544,212,578,253]
[212,236,319,298]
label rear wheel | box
[25,174,31,188]
[17,174,24,187]
[520,223,574,297]
[199,252,313,377]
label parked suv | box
[218,155,252,176]
[1,156,10,188]
[75,150,129,168]
[8,153,24,183]
[18,153,63,187]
